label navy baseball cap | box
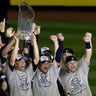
[63,48,74,55]
[65,56,77,64]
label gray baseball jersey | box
[33,60,60,96]
[6,63,33,96]
[60,58,92,96]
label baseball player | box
[5,33,39,96]
[32,33,64,96]
[60,32,92,96]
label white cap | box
[40,47,50,53]
[16,54,23,61]
[40,56,51,63]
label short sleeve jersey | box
[33,60,60,96]
[60,58,92,96]
[6,63,34,96]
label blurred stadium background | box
[5,0,96,96]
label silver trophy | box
[17,2,35,40]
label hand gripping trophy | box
[17,2,35,40]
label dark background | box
[8,6,96,21]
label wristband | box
[85,42,91,49]
[55,41,64,63]
[24,42,29,48]
[23,53,30,61]
[0,32,4,36]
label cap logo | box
[66,50,68,53]
[72,57,74,60]
[16,54,23,61]
[40,56,49,62]
[65,56,77,64]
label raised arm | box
[29,33,39,65]
[55,33,64,67]
[32,23,41,42]
[2,27,15,58]
[0,18,5,33]
[9,34,19,66]
[83,32,92,65]
[0,19,11,45]
[0,18,6,48]
[50,35,59,55]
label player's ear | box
[15,62,18,67]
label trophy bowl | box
[17,2,35,40]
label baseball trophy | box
[17,2,35,40]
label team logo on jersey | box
[38,73,51,87]
[70,75,86,95]
[19,74,31,90]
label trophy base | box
[19,36,32,40]
[23,36,32,40]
